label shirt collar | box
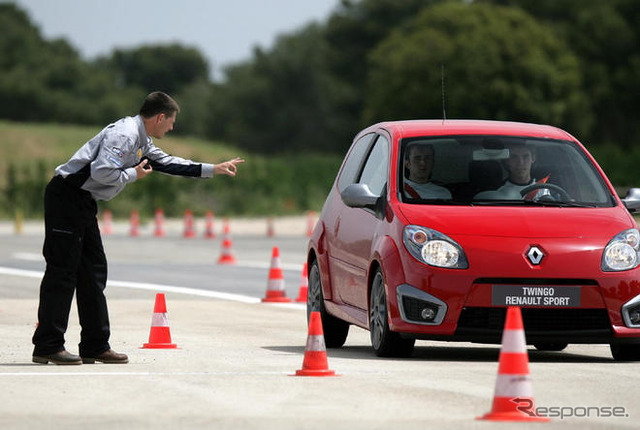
[135,115,152,145]
[506,178,535,187]
[406,178,433,187]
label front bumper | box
[391,278,640,345]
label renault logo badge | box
[527,246,544,265]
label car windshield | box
[400,135,615,207]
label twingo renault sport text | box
[307,120,640,360]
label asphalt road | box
[1,220,639,429]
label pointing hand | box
[215,157,245,177]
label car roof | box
[357,119,577,142]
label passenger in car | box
[404,143,452,199]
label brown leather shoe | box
[82,349,129,364]
[33,350,82,365]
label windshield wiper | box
[472,200,523,206]
[471,200,597,208]
[407,198,471,206]
[521,200,598,208]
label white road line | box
[0,371,292,377]
[0,266,306,309]
[108,279,261,303]
[0,266,42,279]
[11,252,42,261]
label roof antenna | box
[441,64,447,123]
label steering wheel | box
[519,183,571,201]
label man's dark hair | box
[405,142,435,161]
[139,91,180,118]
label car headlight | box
[403,225,468,269]
[602,228,640,271]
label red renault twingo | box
[307,120,640,360]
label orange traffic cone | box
[267,216,275,237]
[183,209,196,238]
[217,220,236,264]
[204,210,216,239]
[142,293,178,349]
[129,210,140,237]
[294,262,308,303]
[306,211,316,237]
[262,246,292,303]
[100,209,113,235]
[154,208,166,237]
[478,306,549,422]
[294,311,336,376]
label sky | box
[9,0,340,79]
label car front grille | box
[455,307,612,342]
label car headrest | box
[469,160,504,189]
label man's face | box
[505,146,535,184]
[405,145,434,183]
[150,112,176,139]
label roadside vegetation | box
[1,120,342,219]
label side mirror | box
[622,188,640,212]
[341,183,379,209]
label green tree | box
[0,4,141,125]
[175,79,216,137]
[102,44,210,95]
[0,4,42,70]
[363,2,588,135]
[0,4,58,121]
[325,0,437,85]
[211,24,347,153]
[323,0,440,138]
[482,0,640,148]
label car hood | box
[397,204,633,239]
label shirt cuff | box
[125,167,137,182]
[202,163,214,178]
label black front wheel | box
[610,343,640,361]
[533,343,568,352]
[369,269,415,358]
[307,259,349,348]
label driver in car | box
[496,145,551,200]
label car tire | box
[610,343,640,361]
[307,259,349,348]
[369,269,415,358]
[533,343,568,352]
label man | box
[404,143,452,199]
[32,91,244,365]
[495,145,549,200]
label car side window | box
[337,133,376,193]
[359,135,389,196]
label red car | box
[307,120,640,360]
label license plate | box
[492,285,581,307]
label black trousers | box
[32,176,111,357]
